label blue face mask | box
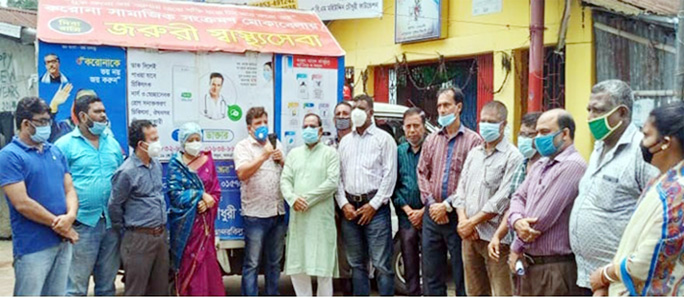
[534,131,561,157]
[438,113,456,127]
[479,122,502,143]
[29,122,51,143]
[86,115,109,136]
[517,136,537,159]
[301,127,320,144]
[254,125,268,142]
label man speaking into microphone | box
[233,106,287,296]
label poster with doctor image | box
[277,55,342,154]
[127,49,274,160]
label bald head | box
[538,109,576,140]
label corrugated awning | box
[37,0,345,57]
[583,0,678,16]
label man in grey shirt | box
[109,120,168,296]
[570,80,659,294]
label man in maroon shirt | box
[417,87,482,296]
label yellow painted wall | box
[328,0,595,159]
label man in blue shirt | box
[109,119,168,296]
[392,107,426,296]
[0,96,79,296]
[55,95,124,296]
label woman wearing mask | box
[167,122,224,296]
[589,101,684,296]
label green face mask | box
[588,105,623,141]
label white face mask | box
[144,141,162,158]
[185,141,202,156]
[351,108,368,128]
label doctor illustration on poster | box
[202,72,228,120]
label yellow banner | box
[249,0,297,9]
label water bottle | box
[515,259,525,276]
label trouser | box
[120,229,170,296]
[421,211,466,296]
[241,215,287,296]
[340,204,394,296]
[290,273,333,296]
[517,255,584,296]
[334,209,351,278]
[398,225,422,296]
[67,218,120,296]
[14,241,72,296]
[462,239,512,296]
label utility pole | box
[528,0,544,111]
[676,0,684,100]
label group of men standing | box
[0,78,658,297]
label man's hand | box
[513,217,541,242]
[457,219,477,239]
[202,193,215,209]
[508,251,523,273]
[272,149,284,164]
[488,236,502,261]
[64,228,79,244]
[356,204,377,226]
[408,208,424,229]
[429,203,449,225]
[342,204,358,221]
[293,198,309,212]
[465,231,479,241]
[50,83,73,113]
[261,143,276,161]
[52,214,75,236]
[198,201,207,213]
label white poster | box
[395,0,444,43]
[200,0,383,20]
[127,49,274,160]
[472,0,502,16]
[279,55,339,153]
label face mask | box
[479,122,502,143]
[640,138,668,164]
[588,106,623,141]
[534,131,562,157]
[335,118,351,130]
[185,141,202,156]
[29,122,51,143]
[438,113,456,127]
[144,141,162,158]
[263,70,272,81]
[302,127,320,144]
[517,136,537,159]
[254,125,268,142]
[351,108,368,128]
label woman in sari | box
[167,122,224,296]
[590,101,684,296]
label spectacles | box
[302,125,320,129]
[30,118,52,127]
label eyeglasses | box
[30,118,53,127]
[302,125,320,129]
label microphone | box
[268,133,278,148]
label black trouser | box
[399,226,422,296]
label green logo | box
[228,105,242,121]
[181,92,192,101]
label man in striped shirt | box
[452,101,523,296]
[417,87,482,296]
[508,109,587,296]
[336,95,397,296]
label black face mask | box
[641,144,655,163]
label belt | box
[128,226,165,236]
[345,190,378,204]
[525,254,575,266]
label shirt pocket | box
[484,163,505,190]
[592,173,623,211]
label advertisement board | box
[395,0,447,43]
[127,49,274,160]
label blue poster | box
[38,41,128,152]
[214,160,244,240]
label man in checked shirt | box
[417,87,483,296]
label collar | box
[12,136,51,151]
[551,144,578,163]
[479,137,510,153]
[248,135,266,146]
[403,141,422,154]
[353,123,377,137]
[130,152,153,168]
[306,142,322,151]
[438,123,466,139]
[594,123,638,153]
